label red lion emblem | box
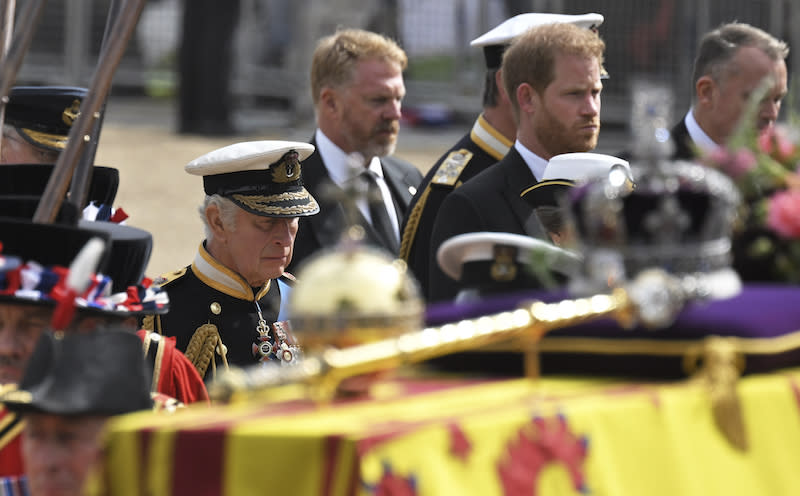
[363,462,418,496]
[497,414,589,495]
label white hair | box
[200,195,238,239]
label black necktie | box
[362,170,399,253]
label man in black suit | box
[671,23,789,283]
[399,13,604,300]
[671,22,788,160]
[428,22,606,301]
[289,28,423,273]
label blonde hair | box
[310,28,407,106]
[502,23,605,118]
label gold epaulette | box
[185,323,228,379]
[152,267,187,287]
[431,149,474,187]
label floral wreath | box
[700,79,800,282]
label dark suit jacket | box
[289,137,423,273]
[427,147,546,302]
[400,131,502,299]
[670,119,696,160]
[616,118,696,163]
[663,119,789,282]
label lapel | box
[671,120,696,160]
[500,147,546,238]
[381,158,415,215]
[303,139,387,248]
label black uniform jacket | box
[148,244,290,380]
[288,136,423,273]
[400,114,510,298]
[427,147,546,302]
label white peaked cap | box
[543,152,631,182]
[185,140,315,176]
[470,12,604,47]
[437,231,582,281]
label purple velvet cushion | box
[425,285,800,377]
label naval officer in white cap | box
[144,141,319,380]
[399,12,605,301]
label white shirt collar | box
[313,129,398,237]
[513,141,548,181]
[314,129,385,187]
[684,109,718,154]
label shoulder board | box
[152,267,188,287]
[280,271,296,283]
[432,149,474,187]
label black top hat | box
[0,218,167,316]
[185,140,319,218]
[77,219,153,292]
[0,217,112,272]
[0,195,80,223]
[5,86,88,152]
[1,328,153,416]
[0,164,120,207]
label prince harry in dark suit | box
[428,23,606,302]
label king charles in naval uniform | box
[144,141,319,380]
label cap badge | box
[490,246,518,282]
[271,150,302,184]
[62,99,81,126]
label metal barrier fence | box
[13,0,799,126]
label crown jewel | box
[567,82,741,291]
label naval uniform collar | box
[470,113,512,161]
[191,243,271,301]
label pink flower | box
[784,173,800,191]
[767,190,800,238]
[707,146,757,179]
[759,126,797,164]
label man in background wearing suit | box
[671,22,788,160]
[670,23,789,283]
[289,28,423,273]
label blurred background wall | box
[13,0,800,130]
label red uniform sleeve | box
[0,408,24,477]
[137,330,210,405]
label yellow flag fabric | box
[97,371,800,495]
